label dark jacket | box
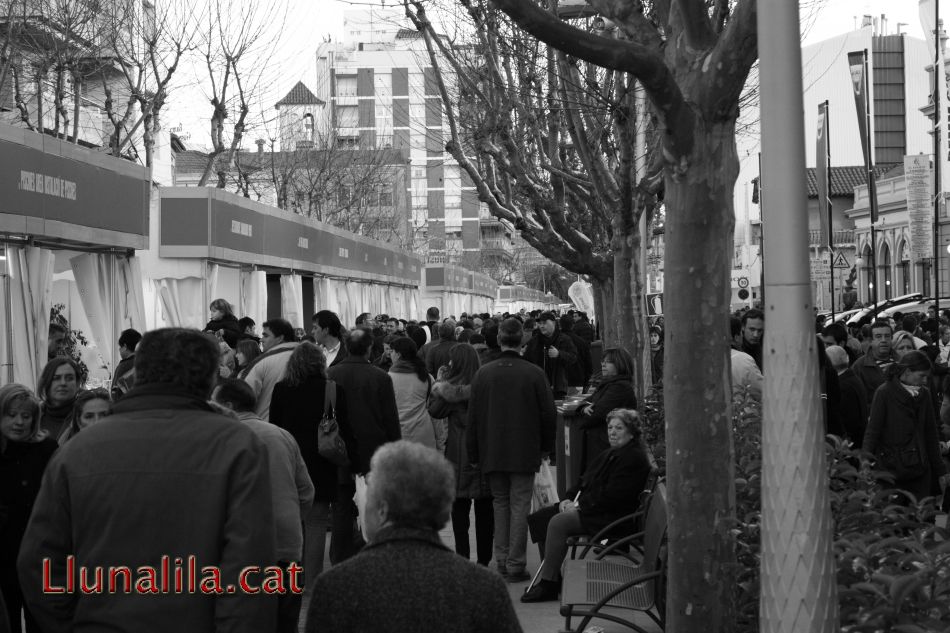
[424,339,456,377]
[851,352,895,408]
[574,321,594,344]
[270,376,354,503]
[565,439,653,536]
[564,330,592,389]
[204,313,242,347]
[522,327,579,398]
[111,354,136,400]
[865,378,947,499]
[17,384,277,633]
[0,438,57,584]
[837,368,870,448]
[650,345,664,387]
[430,382,489,499]
[578,375,638,470]
[39,400,72,441]
[306,526,522,633]
[327,356,401,475]
[467,351,557,473]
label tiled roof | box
[395,28,421,39]
[275,81,324,107]
[175,149,210,172]
[804,164,895,198]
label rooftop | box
[275,81,325,108]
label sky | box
[164,0,943,151]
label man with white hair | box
[826,344,869,448]
[305,441,522,633]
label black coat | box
[306,526,521,633]
[522,328,578,397]
[424,339,456,376]
[270,376,353,503]
[0,438,57,583]
[838,368,870,448]
[564,330,592,388]
[204,313,242,347]
[565,439,652,536]
[467,351,556,474]
[578,375,637,470]
[327,357,401,475]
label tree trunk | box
[611,219,647,396]
[663,117,739,632]
[591,275,615,345]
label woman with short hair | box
[522,408,653,602]
[0,383,58,632]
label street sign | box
[832,252,850,269]
[646,293,663,316]
[737,277,749,288]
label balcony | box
[808,229,855,247]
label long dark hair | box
[886,349,932,381]
[390,337,428,383]
[283,342,327,387]
[443,343,480,386]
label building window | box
[302,113,314,141]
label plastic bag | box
[354,475,369,541]
[532,458,559,512]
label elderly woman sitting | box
[522,408,653,603]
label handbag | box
[317,380,349,467]
[531,457,560,512]
[427,391,454,419]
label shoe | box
[521,579,559,602]
[506,570,532,583]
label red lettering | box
[42,558,65,594]
[287,562,304,594]
[260,566,285,595]
[108,567,132,593]
[239,567,260,594]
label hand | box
[558,500,576,512]
[540,452,551,462]
[547,347,559,359]
[581,404,594,416]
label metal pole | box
[826,99,835,322]
[758,152,765,306]
[871,224,878,306]
[758,0,837,631]
[863,49,879,308]
[935,4,942,314]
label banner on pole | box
[816,102,831,249]
[920,0,950,195]
[847,50,879,224]
[905,154,934,260]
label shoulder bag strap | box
[324,380,336,418]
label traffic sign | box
[646,293,663,316]
[737,277,749,289]
[832,252,850,269]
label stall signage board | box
[904,155,933,260]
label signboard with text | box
[905,155,934,260]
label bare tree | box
[196,0,287,188]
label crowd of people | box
[3,299,658,633]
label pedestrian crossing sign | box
[832,252,850,269]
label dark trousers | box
[0,577,40,633]
[330,480,364,565]
[276,560,302,633]
[451,497,494,565]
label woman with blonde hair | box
[0,384,58,631]
[270,342,353,594]
[58,388,112,444]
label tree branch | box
[699,0,757,119]
[674,0,715,49]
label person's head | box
[388,336,418,364]
[940,324,950,345]
[891,349,932,387]
[238,316,256,335]
[601,347,634,378]
[900,315,918,334]
[48,322,68,359]
[437,320,456,342]
[355,312,372,326]
[311,310,345,346]
[825,345,849,374]
[209,298,234,321]
[473,317,483,331]
[537,312,558,337]
[117,328,142,360]
[364,441,455,541]
[385,318,398,334]
[456,329,474,344]
[405,325,427,349]
[868,319,893,360]
[0,384,43,446]
[470,333,486,346]
[425,306,440,322]
[928,306,938,321]
[284,341,327,387]
[444,343,481,385]
[891,330,917,360]
[38,357,83,406]
[68,388,112,436]
[741,309,764,346]
[605,408,641,448]
[211,378,257,414]
[261,318,294,352]
[481,319,499,349]
[821,323,847,349]
[134,328,221,399]
[344,328,374,359]
[234,339,261,369]
[649,326,663,347]
[498,318,524,350]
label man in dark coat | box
[18,329,277,633]
[305,441,522,633]
[572,312,594,344]
[523,312,578,399]
[827,345,869,448]
[327,329,401,564]
[559,315,591,393]
[468,318,557,583]
[741,308,764,371]
[422,320,457,375]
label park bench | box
[559,481,668,633]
